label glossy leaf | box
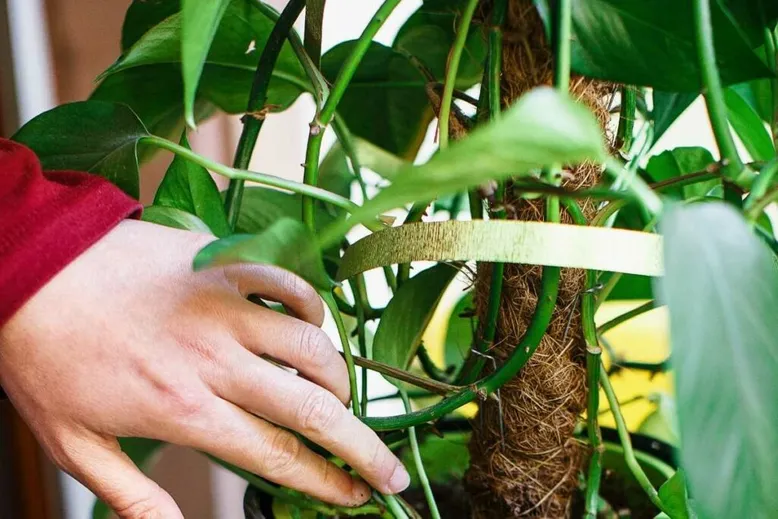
[346,87,606,226]
[318,143,354,199]
[194,218,332,290]
[373,263,459,385]
[236,187,338,234]
[719,0,778,46]
[652,92,697,145]
[91,65,215,148]
[659,202,778,519]
[142,206,214,233]
[121,0,181,50]
[646,147,719,200]
[321,41,432,160]
[394,0,486,87]
[724,88,776,161]
[12,101,148,198]
[534,0,774,91]
[181,0,230,127]
[730,78,774,122]
[638,393,679,447]
[154,133,229,237]
[657,470,697,519]
[444,292,475,372]
[104,0,307,116]
[92,439,164,519]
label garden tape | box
[337,220,663,281]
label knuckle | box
[296,391,341,434]
[294,326,328,365]
[115,495,160,519]
[263,430,302,475]
[47,434,81,472]
[157,382,206,422]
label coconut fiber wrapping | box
[465,0,615,517]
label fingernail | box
[387,464,410,493]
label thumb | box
[62,435,183,519]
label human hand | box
[0,220,409,518]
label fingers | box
[181,398,372,507]
[213,348,410,496]
[224,264,324,325]
[232,305,350,404]
[54,434,182,519]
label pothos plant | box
[11,0,778,517]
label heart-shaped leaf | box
[154,133,229,237]
[321,41,432,159]
[444,292,476,372]
[12,101,149,198]
[142,206,214,233]
[651,92,698,145]
[181,0,230,127]
[394,0,486,88]
[104,0,307,116]
[534,0,774,91]
[646,147,719,200]
[339,87,606,232]
[194,218,332,290]
[373,263,460,385]
[657,470,697,519]
[658,202,778,519]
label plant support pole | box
[225,0,306,229]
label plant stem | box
[383,494,410,519]
[401,391,441,519]
[144,136,383,225]
[582,269,603,518]
[211,457,389,517]
[416,345,452,383]
[333,115,369,199]
[345,353,460,396]
[597,300,656,335]
[692,0,745,183]
[746,184,778,223]
[348,277,370,416]
[225,0,307,229]
[604,158,663,217]
[302,0,402,237]
[322,292,360,415]
[615,86,637,153]
[600,365,669,515]
[745,157,778,209]
[438,0,479,150]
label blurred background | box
[0,0,755,518]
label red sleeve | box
[0,138,142,326]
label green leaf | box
[373,263,459,385]
[142,206,214,233]
[154,133,230,237]
[400,432,470,486]
[321,41,432,160]
[652,92,698,145]
[659,202,778,519]
[534,0,774,91]
[236,187,338,234]
[121,0,181,50]
[646,147,719,200]
[181,0,230,127]
[92,439,164,519]
[194,218,332,290]
[657,470,697,519]
[719,0,778,47]
[638,393,679,447]
[104,0,307,116]
[724,88,776,162]
[90,65,215,148]
[394,0,486,87]
[346,87,606,227]
[12,101,148,198]
[444,292,475,372]
[730,78,774,122]
[318,143,354,199]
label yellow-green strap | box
[337,220,663,281]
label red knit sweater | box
[0,138,142,327]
